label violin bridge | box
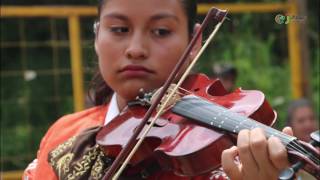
[150,84,182,113]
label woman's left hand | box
[221,127,293,180]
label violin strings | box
[181,96,319,164]
[172,87,289,140]
[190,97,319,164]
[165,87,319,164]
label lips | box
[119,65,154,73]
[119,65,154,77]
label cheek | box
[96,35,122,78]
[155,48,184,82]
[156,38,188,71]
[97,37,118,60]
[293,120,309,133]
[96,30,125,56]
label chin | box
[119,86,146,102]
[124,93,140,101]
[124,82,159,95]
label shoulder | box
[52,105,107,129]
[26,105,109,180]
[43,105,108,148]
[34,105,109,160]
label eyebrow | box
[102,13,129,21]
[150,14,179,22]
[102,13,179,22]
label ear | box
[189,23,202,60]
[94,22,100,55]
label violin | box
[95,7,320,180]
[97,74,320,179]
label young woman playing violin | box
[24,0,319,179]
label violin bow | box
[102,7,228,180]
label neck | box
[116,95,130,112]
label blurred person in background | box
[212,63,237,93]
[286,98,318,142]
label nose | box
[125,32,148,60]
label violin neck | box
[172,95,320,177]
[171,95,296,146]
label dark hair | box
[285,98,313,126]
[90,0,197,106]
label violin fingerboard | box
[172,95,295,145]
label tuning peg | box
[278,161,305,180]
[310,130,319,147]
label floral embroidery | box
[56,153,74,177]
[66,145,101,180]
[50,136,76,166]
[91,150,109,179]
[48,126,112,180]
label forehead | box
[293,107,314,118]
[100,0,187,21]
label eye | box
[109,26,129,34]
[152,28,171,37]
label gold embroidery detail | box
[50,136,76,166]
[49,127,112,180]
[91,150,106,179]
[64,145,102,180]
[56,153,74,177]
